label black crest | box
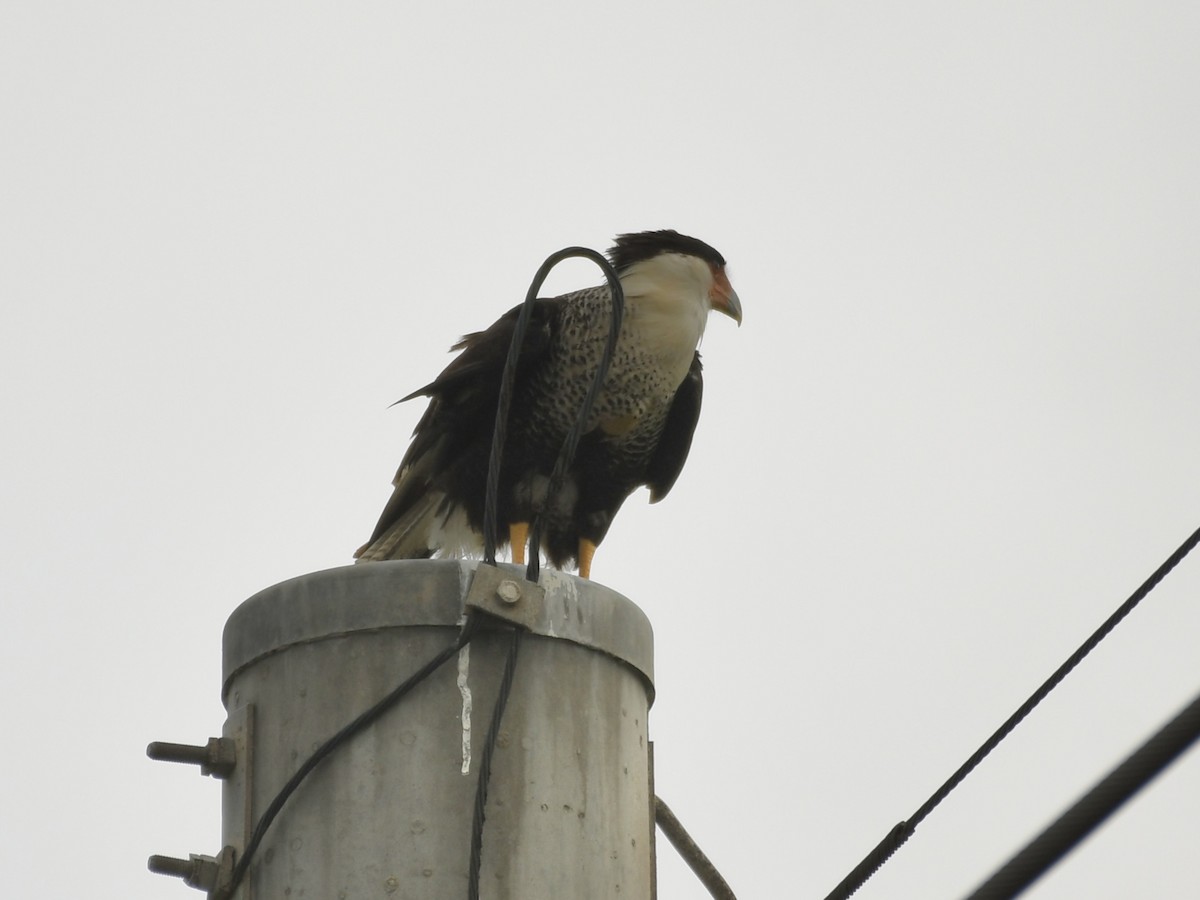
[606,230,725,273]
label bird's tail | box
[354,489,482,562]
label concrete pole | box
[219,559,655,899]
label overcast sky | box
[3,2,1198,898]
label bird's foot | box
[578,539,596,580]
[509,522,529,565]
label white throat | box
[617,253,713,382]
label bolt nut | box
[496,579,522,605]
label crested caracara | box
[356,229,741,578]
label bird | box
[355,229,742,579]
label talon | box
[510,522,529,565]
[578,539,597,580]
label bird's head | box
[607,230,742,327]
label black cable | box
[482,246,625,579]
[226,245,624,898]
[482,263,546,565]
[964,685,1200,899]
[467,627,523,899]
[824,522,1200,900]
[655,796,738,899]
[225,616,479,897]
[524,251,624,582]
[470,245,623,893]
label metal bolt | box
[496,579,522,605]
[147,852,228,891]
[148,855,201,881]
[146,737,236,778]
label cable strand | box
[964,686,1200,899]
[472,244,622,895]
[225,617,478,897]
[525,251,624,581]
[467,627,523,899]
[483,247,625,577]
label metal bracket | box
[221,703,255,870]
[464,563,546,630]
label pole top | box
[222,560,654,703]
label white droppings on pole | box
[457,644,472,774]
[538,568,580,638]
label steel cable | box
[468,627,523,900]
[824,522,1200,900]
[964,686,1200,899]
[656,795,738,899]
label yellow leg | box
[509,522,529,565]
[578,539,597,580]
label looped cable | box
[482,247,624,581]
[471,246,623,897]
[226,246,627,900]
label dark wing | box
[358,298,559,554]
[645,352,703,502]
[395,298,558,463]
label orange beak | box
[710,267,743,325]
